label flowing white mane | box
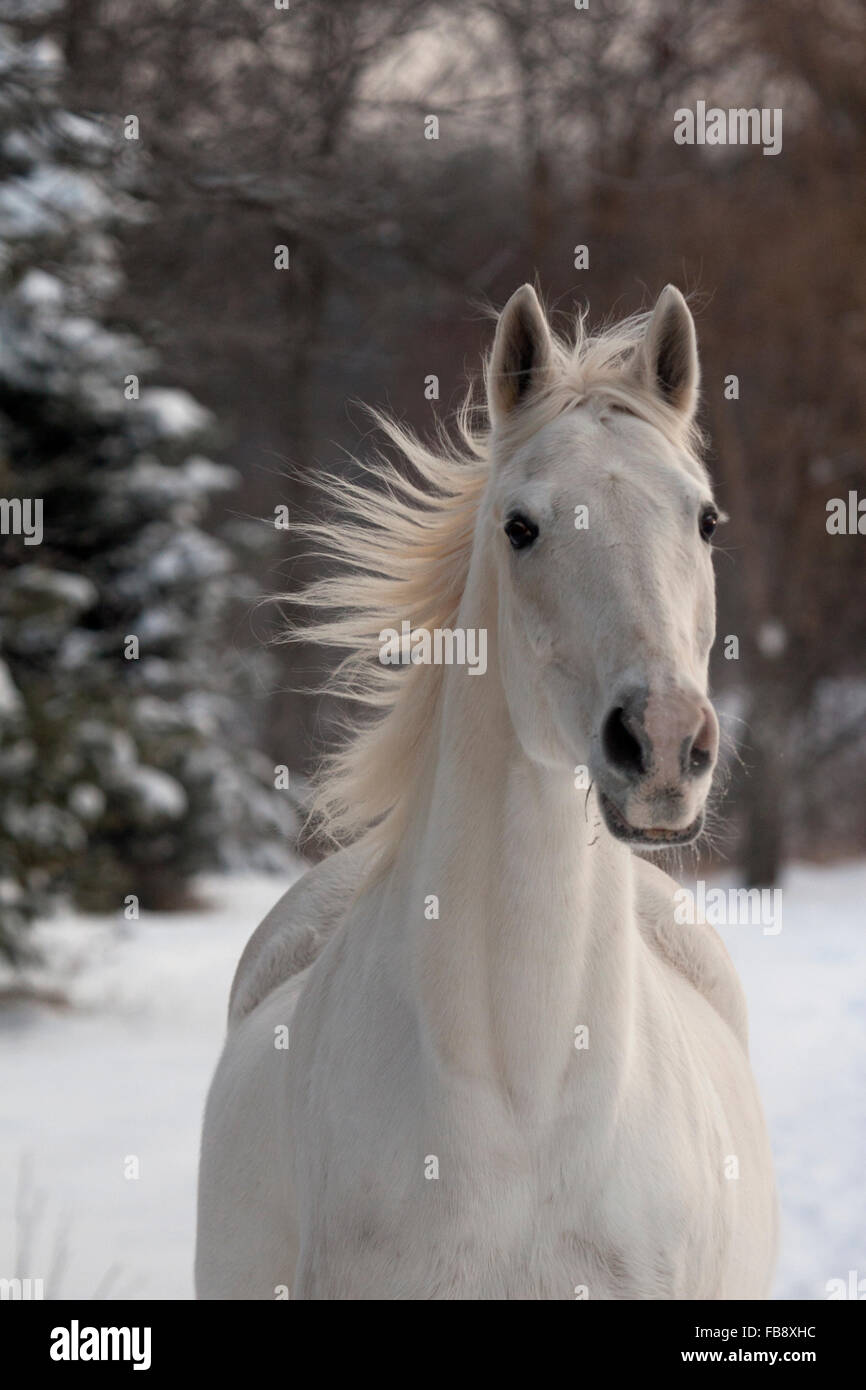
[287,303,706,857]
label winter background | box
[0,0,864,1300]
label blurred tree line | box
[0,6,297,955]
[1,0,864,947]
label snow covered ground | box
[0,860,863,1300]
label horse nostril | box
[689,744,712,775]
[602,705,646,780]
[686,704,716,777]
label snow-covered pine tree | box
[0,21,296,957]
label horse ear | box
[488,285,553,426]
[632,285,699,421]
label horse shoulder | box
[227,841,368,1026]
[633,856,750,1052]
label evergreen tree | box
[0,22,296,957]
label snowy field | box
[0,859,863,1301]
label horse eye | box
[504,514,539,550]
[699,507,718,542]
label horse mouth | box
[599,791,704,848]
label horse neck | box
[383,551,640,1117]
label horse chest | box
[295,1058,725,1300]
[445,1113,720,1298]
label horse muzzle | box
[595,681,718,846]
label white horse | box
[196,285,777,1300]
